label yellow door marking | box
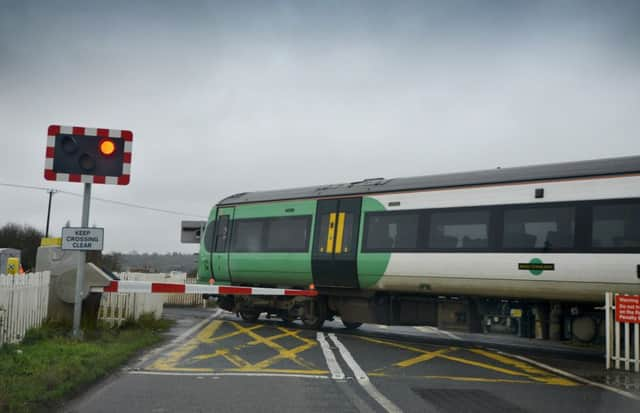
[355,335,577,386]
[149,320,224,371]
[325,212,336,253]
[334,212,346,254]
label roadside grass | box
[0,315,173,413]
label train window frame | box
[203,220,216,253]
[501,204,577,252]
[589,199,640,253]
[362,210,423,252]
[264,215,312,253]
[359,198,640,254]
[229,215,313,253]
[213,215,230,253]
[426,208,491,251]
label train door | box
[212,207,235,283]
[312,198,362,288]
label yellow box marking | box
[325,212,336,253]
[356,335,576,386]
[369,372,532,384]
[469,349,576,386]
[334,212,346,254]
[149,320,224,371]
[148,320,327,376]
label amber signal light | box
[99,139,116,156]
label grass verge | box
[0,315,173,412]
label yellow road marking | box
[228,322,319,371]
[200,324,263,344]
[149,320,224,371]
[369,373,532,384]
[395,348,452,368]
[225,368,329,375]
[469,349,576,386]
[356,335,577,386]
[335,212,345,253]
[150,320,327,375]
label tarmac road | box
[61,307,640,413]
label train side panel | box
[227,200,316,288]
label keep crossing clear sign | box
[61,227,104,251]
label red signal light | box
[99,139,116,156]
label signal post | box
[45,125,133,337]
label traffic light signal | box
[45,125,133,185]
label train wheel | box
[301,298,327,330]
[342,320,362,330]
[280,312,295,324]
[239,311,260,323]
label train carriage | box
[187,155,640,339]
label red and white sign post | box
[606,293,640,372]
[45,124,133,338]
[615,295,640,324]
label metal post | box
[45,189,54,237]
[72,183,91,338]
[605,292,611,370]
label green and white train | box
[186,155,640,339]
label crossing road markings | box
[356,336,577,386]
[328,333,403,413]
[317,332,346,380]
[148,320,327,375]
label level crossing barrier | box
[605,292,640,372]
[0,272,50,346]
[164,277,205,306]
[97,272,171,326]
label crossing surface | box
[63,308,640,413]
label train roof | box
[218,155,640,206]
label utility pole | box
[45,189,55,237]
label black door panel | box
[312,198,361,288]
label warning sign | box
[615,295,640,324]
[61,227,104,251]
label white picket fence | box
[0,272,50,346]
[165,276,205,307]
[605,292,640,372]
[98,272,170,326]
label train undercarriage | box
[213,292,604,342]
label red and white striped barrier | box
[91,280,318,297]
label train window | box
[214,215,230,252]
[203,221,216,253]
[230,219,265,252]
[364,212,420,251]
[503,206,575,250]
[265,216,311,252]
[428,210,489,249]
[592,203,640,249]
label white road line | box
[132,309,222,369]
[414,326,461,340]
[437,329,462,340]
[317,332,346,380]
[493,349,640,401]
[129,371,329,379]
[328,333,403,413]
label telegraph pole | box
[45,189,55,237]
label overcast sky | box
[1,0,639,253]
